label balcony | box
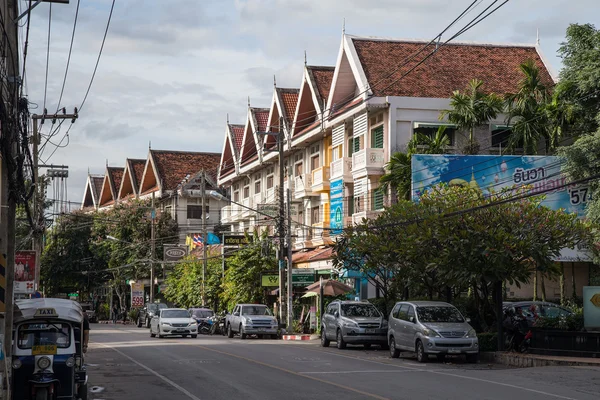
[351,210,383,225]
[253,193,263,207]
[311,221,334,246]
[293,227,313,250]
[221,205,232,224]
[265,187,276,202]
[330,157,353,182]
[228,205,243,222]
[241,197,254,219]
[352,148,385,178]
[294,174,316,199]
[311,167,330,192]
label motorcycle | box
[198,319,212,335]
[208,313,226,336]
[503,309,531,353]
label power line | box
[54,0,80,113]
[42,2,52,112]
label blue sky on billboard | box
[411,155,589,219]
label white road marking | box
[300,369,424,375]
[97,343,202,400]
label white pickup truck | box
[226,304,279,339]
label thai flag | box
[193,234,204,248]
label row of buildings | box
[81,33,590,300]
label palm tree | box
[505,60,561,154]
[440,79,504,155]
[380,127,450,201]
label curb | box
[282,335,312,341]
[480,352,600,368]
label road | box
[86,324,599,400]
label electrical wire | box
[42,3,52,112]
[55,0,81,113]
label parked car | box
[189,307,214,325]
[320,300,388,349]
[137,302,168,328]
[387,301,479,363]
[150,308,198,338]
[503,301,573,327]
[226,304,278,339]
[79,302,97,323]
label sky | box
[19,0,600,206]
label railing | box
[241,197,254,218]
[311,167,330,189]
[351,210,383,225]
[330,157,353,180]
[352,148,385,173]
[265,187,276,202]
[311,221,330,237]
[530,328,600,358]
[221,205,232,224]
[294,174,312,197]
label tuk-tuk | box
[12,298,88,400]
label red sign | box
[15,251,36,282]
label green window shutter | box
[354,136,361,153]
[372,189,384,210]
[348,138,354,157]
[371,126,384,149]
[348,196,354,215]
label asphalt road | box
[86,324,600,400]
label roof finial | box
[304,50,307,66]
[87,167,90,175]
[105,159,108,167]
[248,96,251,107]
[149,140,151,150]
[227,113,229,124]
[273,75,277,88]
[342,17,345,35]
[536,28,540,45]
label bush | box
[97,303,109,320]
[128,309,139,322]
[477,332,498,352]
[535,310,584,331]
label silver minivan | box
[387,301,479,363]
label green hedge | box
[477,332,498,352]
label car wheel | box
[240,325,247,340]
[137,318,142,328]
[271,334,278,340]
[436,354,446,362]
[227,324,234,338]
[145,318,150,329]
[466,354,479,364]
[320,327,330,347]
[336,329,346,349]
[150,327,156,338]
[363,344,372,349]
[182,335,188,338]
[389,337,400,358]
[191,334,198,339]
[416,340,427,363]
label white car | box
[150,308,198,338]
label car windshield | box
[242,306,272,316]
[18,322,71,349]
[161,310,190,318]
[416,306,464,323]
[148,304,167,312]
[192,309,214,318]
[341,304,380,318]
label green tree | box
[555,23,600,136]
[440,79,504,154]
[221,231,276,311]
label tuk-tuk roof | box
[14,298,84,324]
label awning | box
[413,122,458,129]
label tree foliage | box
[333,185,592,331]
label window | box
[415,306,464,323]
[254,180,261,194]
[233,191,240,202]
[491,125,522,150]
[371,125,384,149]
[331,145,342,161]
[397,305,409,321]
[243,185,250,199]
[327,304,337,316]
[310,154,320,170]
[413,123,456,147]
[341,304,380,317]
[18,323,71,349]
[347,195,354,215]
[392,304,402,319]
[369,113,384,126]
[353,135,363,153]
[372,189,384,210]
[295,162,303,177]
[407,305,415,321]
[348,137,355,157]
[312,207,321,224]
[267,175,274,189]
[187,205,204,219]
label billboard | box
[411,155,591,261]
[330,179,344,234]
[15,251,36,294]
[131,282,144,308]
[163,245,188,262]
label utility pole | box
[277,117,286,328]
[286,187,293,331]
[150,192,155,303]
[201,170,208,306]
[31,112,77,289]
[1,1,19,398]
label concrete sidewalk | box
[482,351,600,368]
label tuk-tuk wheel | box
[78,382,88,400]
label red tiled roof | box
[230,124,244,151]
[352,39,555,98]
[278,89,300,122]
[107,167,124,196]
[130,159,146,190]
[255,110,269,132]
[309,66,335,105]
[91,176,104,202]
[150,150,221,191]
[292,247,335,263]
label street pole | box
[150,192,155,303]
[2,2,19,398]
[221,232,225,280]
[277,117,285,328]
[286,187,293,331]
[201,170,208,306]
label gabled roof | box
[80,174,104,209]
[98,166,124,207]
[230,124,245,152]
[118,158,146,200]
[293,65,334,137]
[219,124,241,179]
[139,150,221,193]
[265,87,300,148]
[327,35,556,112]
